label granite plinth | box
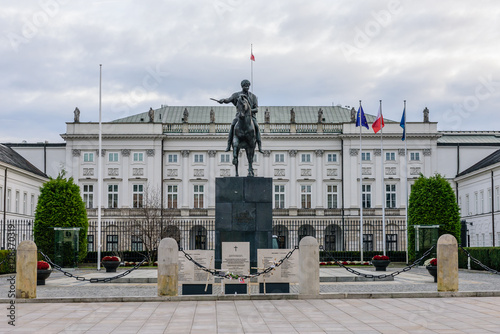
[215,177,273,270]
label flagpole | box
[404,100,408,264]
[359,100,364,262]
[250,44,254,93]
[381,100,386,256]
[97,64,102,271]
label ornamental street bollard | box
[299,236,319,296]
[158,238,178,296]
[437,234,458,292]
[16,240,37,299]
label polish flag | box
[372,105,384,133]
[250,52,255,61]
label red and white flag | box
[372,104,384,133]
[250,52,255,61]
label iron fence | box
[1,217,408,262]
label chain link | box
[459,246,500,275]
[0,251,15,267]
[330,245,436,279]
[180,246,299,280]
[39,251,148,283]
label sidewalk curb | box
[3,290,500,304]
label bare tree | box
[130,184,180,265]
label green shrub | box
[0,250,15,274]
[459,247,500,271]
[408,174,461,262]
[34,175,88,262]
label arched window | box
[190,225,207,250]
[272,225,289,249]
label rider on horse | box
[216,79,263,153]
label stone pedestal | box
[437,234,458,292]
[215,177,273,270]
[299,236,319,296]
[16,240,37,299]
[158,238,178,296]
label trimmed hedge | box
[82,251,153,264]
[0,250,15,274]
[458,247,500,271]
[319,251,406,262]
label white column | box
[121,149,130,208]
[315,149,324,209]
[181,150,190,209]
[289,150,297,209]
[207,150,216,208]
[263,150,271,178]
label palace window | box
[23,192,27,215]
[361,152,371,161]
[133,152,144,162]
[108,184,119,208]
[362,184,371,208]
[220,153,230,163]
[108,152,119,162]
[194,154,204,163]
[301,153,311,163]
[106,235,118,251]
[84,152,94,162]
[132,184,144,208]
[410,152,420,161]
[167,185,178,209]
[131,235,143,252]
[87,235,94,252]
[168,154,178,163]
[385,152,395,161]
[83,184,94,209]
[386,234,397,251]
[386,184,396,208]
[301,184,312,209]
[274,185,285,209]
[363,234,373,251]
[327,153,337,162]
[193,185,204,208]
[275,153,285,163]
[327,185,338,209]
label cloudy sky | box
[1,0,500,142]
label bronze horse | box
[232,94,256,177]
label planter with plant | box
[371,255,390,271]
[37,261,52,285]
[425,258,437,282]
[102,256,121,273]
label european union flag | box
[400,108,406,141]
[356,106,369,130]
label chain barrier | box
[459,246,500,275]
[329,245,437,279]
[180,246,299,280]
[0,251,15,267]
[39,251,148,283]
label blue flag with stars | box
[356,106,369,130]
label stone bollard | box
[158,238,178,296]
[16,240,37,299]
[299,236,319,296]
[437,234,458,292]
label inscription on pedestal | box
[178,250,214,284]
[222,242,250,276]
[257,249,299,283]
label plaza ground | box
[1,267,500,333]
